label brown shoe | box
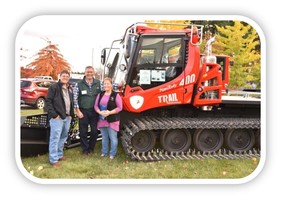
[51,162,61,167]
[58,157,66,161]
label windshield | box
[128,35,184,90]
[136,37,182,65]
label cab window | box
[130,36,184,89]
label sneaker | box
[101,154,107,157]
[109,156,114,160]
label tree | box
[145,20,189,30]
[143,20,261,89]
[20,67,33,78]
[190,20,234,37]
[213,21,261,89]
[27,40,71,80]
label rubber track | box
[120,116,260,161]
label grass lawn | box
[20,141,260,180]
[20,106,45,115]
[20,107,260,180]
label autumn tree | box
[20,67,34,78]
[27,40,71,80]
[189,20,234,36]
[213,21,261,89]
[145,20,189,30]
[141,20,261,89]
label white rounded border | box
[15,15,266,185]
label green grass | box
[21,107,44,116]
[21,141,259,179]
[20,107,260,180]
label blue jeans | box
[100,127,118,157]
[49,116,71,164]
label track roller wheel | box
[160,129,192,153]
[131,130,156,153]
[193,129,223,152]
[224,129,255,152]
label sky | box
[16,15,148,72]
[17,15,263,73]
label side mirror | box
[124,35,135,59]
[101,49,107,65]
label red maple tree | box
[26,41,71,80]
